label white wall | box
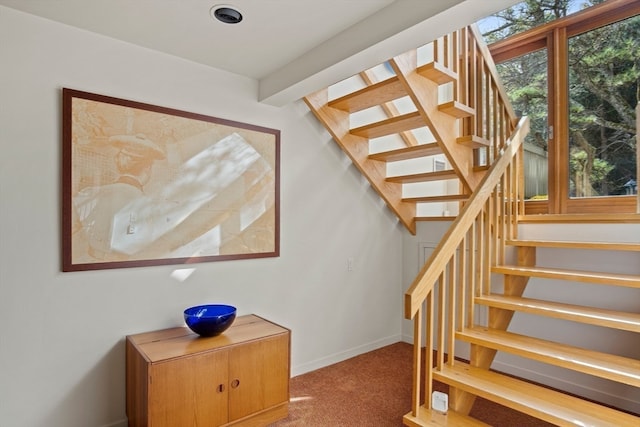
[0,7,404,427]
[402,221,640,414]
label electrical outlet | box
[432,391,448,413]
[347,257,354,272]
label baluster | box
[412,304,424,414]
[492,83,498,154]
[512,162,518,239]
[425,292,434,408]
[469,219,478,326]
[448,253,457,366]
[458,234,467,333]
[518,144,526,220]
[499,172,507,264]
[486,190,495,295]
[436,271,446,370]
[443,34,450,70]
[451,30,458,103]
[476,49,483,141]
[499,103,506,152]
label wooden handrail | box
[404,116,530,319]
[406,116,529,418]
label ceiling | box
[0,0,519,105]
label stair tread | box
[328,76,407,113]
[492,265,640,287]
[386,169,459,184]
[457,134,491,148]
[456,326,640,387]
[403,194,468,203]
[416,62,458,85]
[368,142,442,162]
[506,239,640,252]
[415,216,456,222]
[438,101,474,118]
[475,294,640,332]
[350,111,425,139]
[434,362,640,427]
[404,407,489,427]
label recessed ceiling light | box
[211,5,243,24]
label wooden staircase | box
[305,26,515,234]
[415,236,640,427]
[304,24,640,427]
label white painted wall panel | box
[0,7,403,427]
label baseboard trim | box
[101,419,127,427]
[291,333,402,377]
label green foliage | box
[479,0,638,197]
[480,0,572,42]
[568,12,639,195]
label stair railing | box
[403,25,530,417]
[425,25,519,168]
[404,115,529,417]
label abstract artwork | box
[62,88,280,271]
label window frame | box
[487,0,640,214]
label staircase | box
[305,26,515,234]
[304,25,640,427]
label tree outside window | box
[478,0,639,212]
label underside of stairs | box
[304,24,639,427]
[304,26,513,235]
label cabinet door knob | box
[217,384,225,393]
[231,379,240,388]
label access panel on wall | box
[62,88,280,271]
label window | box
[479,0,640,214]
[568,17,638,199]
[497,49,549,200]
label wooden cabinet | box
[126,315,290,427]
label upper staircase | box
[304,24,640,427]
[305,26,516,235]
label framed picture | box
[62,88,280,271]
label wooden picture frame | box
[62,88,280,271]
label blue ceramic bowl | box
[184,304,237,337]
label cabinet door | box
[227,334,289,422]
[149,350,229,427]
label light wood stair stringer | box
[389,51,482,192]
[304,88,418,234]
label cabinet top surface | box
[127,314,289,362]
